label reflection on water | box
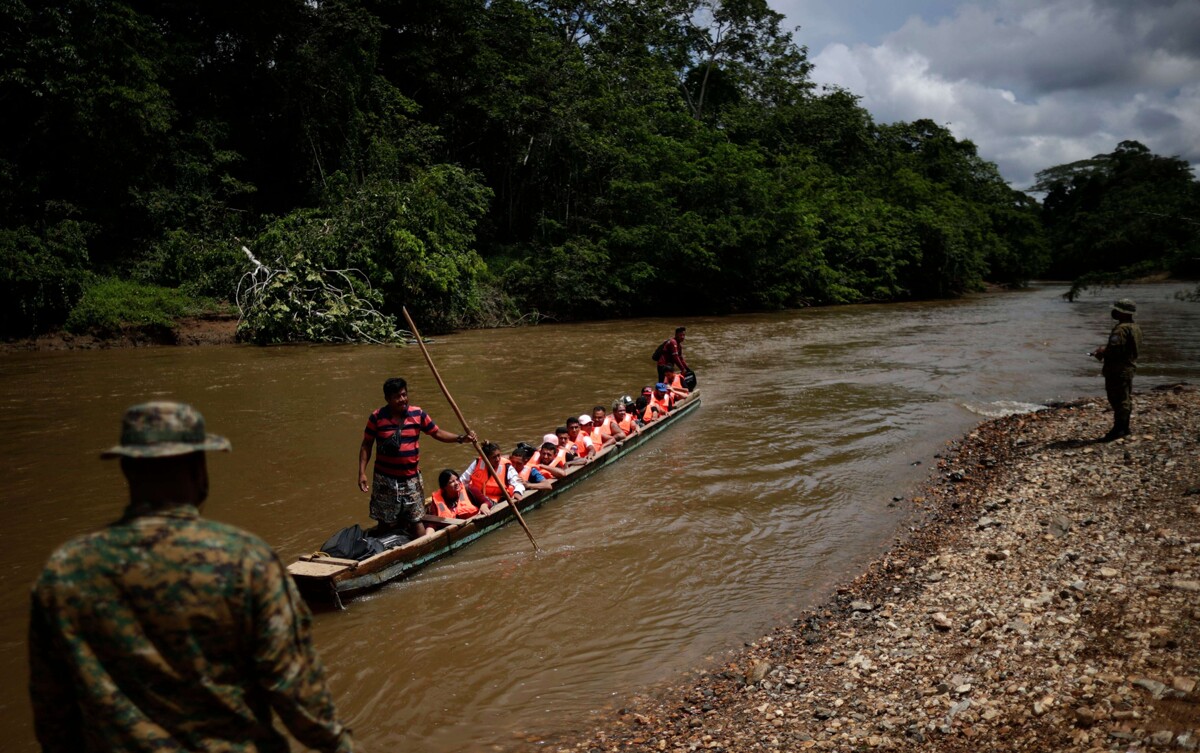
[1,282,1196,752]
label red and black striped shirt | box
[364,405,439,479]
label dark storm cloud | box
[805,0,1200,188]
[1097,0,1200,58]
[888,0,1200,97]
[1135,107,1181,135]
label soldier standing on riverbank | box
[1091,298,1143,442]
[29,402,355,752]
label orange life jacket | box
[642,397,668,422]
[598,416,622,440]
[429,488,478,519]
[667,373,688,393]
[615,413,637,433]
[515,461,536,482]
[570,432,593,457]
[468,458,514,502]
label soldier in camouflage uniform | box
[29,402,355,753]
[1090,298,1144,442]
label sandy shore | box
[539,385,1199,753]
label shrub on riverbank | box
[64,278,215,338]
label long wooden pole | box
[401,307,540,552]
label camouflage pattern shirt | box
[1102,321,1143,377]
[29,505,355,753]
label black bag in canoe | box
[321,524,376,560]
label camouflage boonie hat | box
[1112,298,1137,315]
[101,401,232,459]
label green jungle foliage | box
[236,164,489,342]
[11,0,1181,342]
[1034,141,1200,284]
[64,278,211,337]
[0,219,93,336]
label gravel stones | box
[542,387,1200,753]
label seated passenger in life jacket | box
[611,399,641,436]
[654,382,676,411]
[589,405,625,447]
[426,468,482,524]
[461,441,526,505]
[531,440,569,480]
[640,385,672,423]
[578,412,614,451]
[575,414,601,450]
[565,416,596,460]
[664,364,691,401]
[555,426,581,464]
[635,388,654,422]
[509,443,553,491]
[539,433,569,470]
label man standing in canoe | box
[655,326,689,383]
[30,402,355,753]
[359,377,475,538]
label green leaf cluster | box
[234,249,404,345]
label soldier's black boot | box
[1115,412,1132,439]
[1100,413,1131,442]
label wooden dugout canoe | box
[287,391,702,607]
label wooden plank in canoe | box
[289,560,353,577]
[298,554,360,567]
[445,518,480,546]
[421,514,465,527]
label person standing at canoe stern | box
[30,402,355,753]
[655,325,689,383]
[1090,298,1144,442]
[358,377,475,538]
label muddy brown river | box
[1,283,1197,751]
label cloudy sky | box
[774,0,1200,190]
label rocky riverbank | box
[546,385,1200,753]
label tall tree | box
[1033,140,1200,279]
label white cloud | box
[800,0,1200,188]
